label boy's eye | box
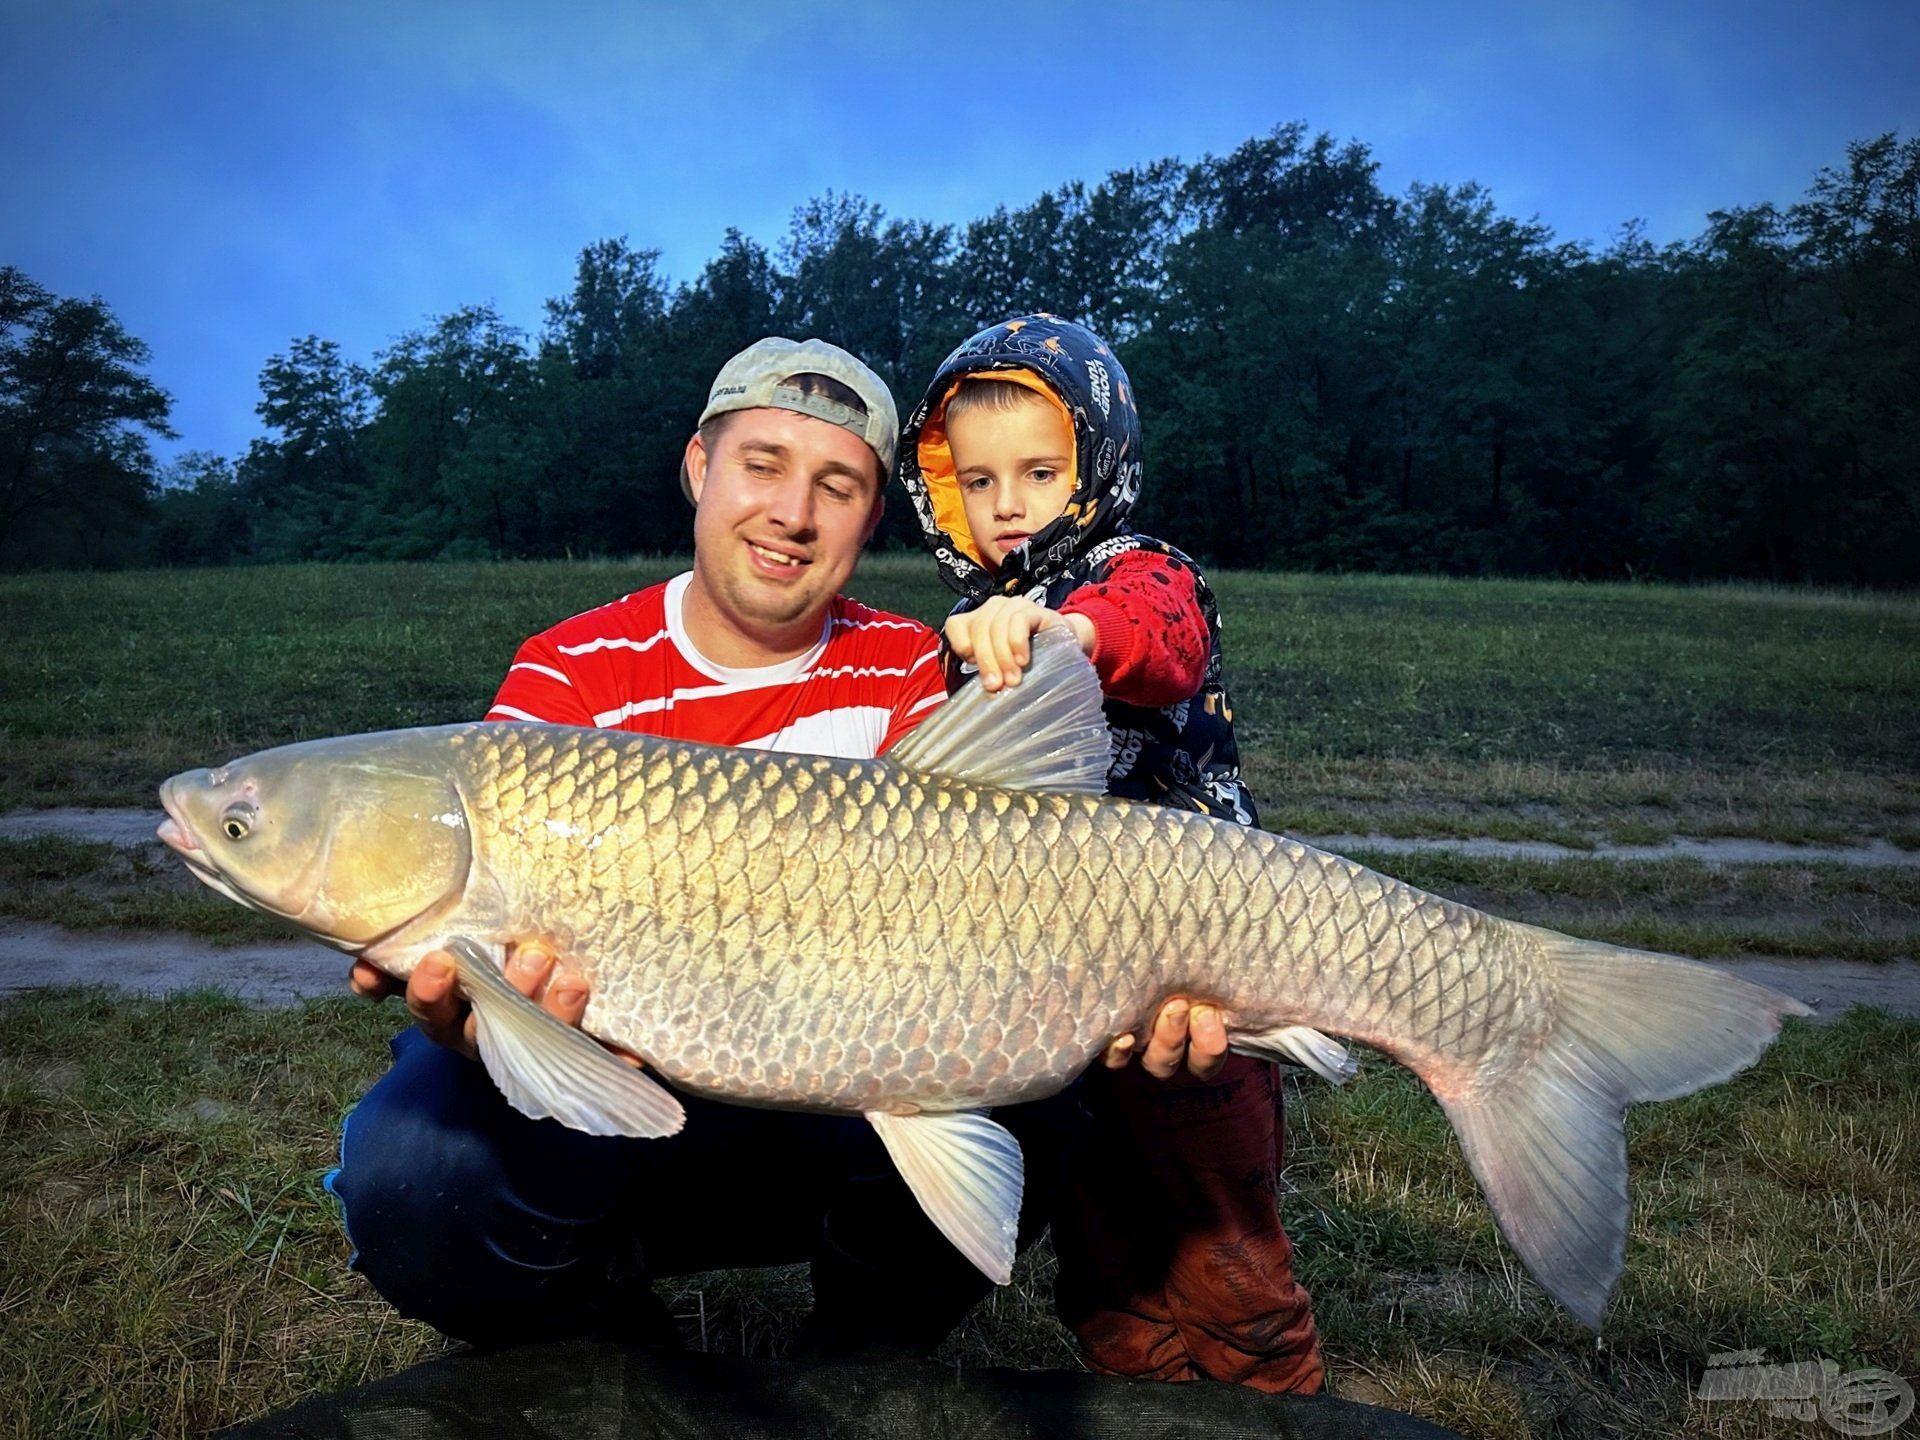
[962,474,991,491]
[1030,468,1059,485]
[819,481,852,503]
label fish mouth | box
[156,776,296,921]
[157,778,200,858]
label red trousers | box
[1053,1057,1324,1393]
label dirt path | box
[1,807,169,848]
[9,807,1918,869]
[2,917,1915,1020]
[1306,832,1920,868]
[0,919,342,1004]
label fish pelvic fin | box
[867,1109,1024,1285]
[445,937,686,1140]
[1231,1024,1360,1085]
[887,626,1110,794]
[1442,925,1810,1329]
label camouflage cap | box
[680,337,898,503]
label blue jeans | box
[327,1028,1082,1350]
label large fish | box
[157,631,1807,1327]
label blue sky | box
[2,0,1915,464]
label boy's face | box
[948,397,1075,572]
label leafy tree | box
[777,192,957,390]
[146,450,249,566]
[536,237,684,554]
[544,237,670,382]
[1137,127,1399,567]
[952,160,1182,340]
[240,335,373,561]
[365,304,540,558]
[0,267,172,567]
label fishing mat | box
[218,1340,1465,1440]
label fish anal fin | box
[886,627,1109,794]
[444,936,685,1140]
[868,1109,1024,1285]
[1230,1024,1360,1085]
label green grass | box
[1270,806,1603,849]
[1341,848,1920,964]
[1219,572,1920,774]
[4,561,1917,844]
[2,991,1912,1438]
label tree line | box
[6,124,1916,584]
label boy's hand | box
[944,596,1095,693]
[348,945,643,1068]
[1103,997,1229,1081]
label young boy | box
[896,315,1325,1393]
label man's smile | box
[748,540,807,570]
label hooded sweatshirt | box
[898,315,1258,826]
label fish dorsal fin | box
[888,626,1109,794]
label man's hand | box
[944,596,1095,693]
[1102,997,1229,1081]
[348,944,642,1068]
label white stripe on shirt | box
[509,661,573,686]
[486,704,551,723]
[830,615,923,631]
[557,628,673,657]
[589,663,917,729]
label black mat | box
[218,1341,1464,1440]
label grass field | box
[4,558,1917,841]
[3,558,1917,1437]
[1,991,1913,1438]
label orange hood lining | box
[915,369,1078,573]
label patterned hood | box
[898,314,1143,602]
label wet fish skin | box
[157,632,1808,1324]
[450,723,1530,1117]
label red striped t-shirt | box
[486,573,946,759]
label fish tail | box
[1436,925,1810,1328]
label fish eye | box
[221,806,255,841]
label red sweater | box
[1056,550,1210,709]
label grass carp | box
[157,630,1808,1327]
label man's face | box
[683,406,885,659]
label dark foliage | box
[10,127,1917,584]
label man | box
[335,336,1230,1359]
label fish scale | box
[450,723,1540,1116]
[158,629,1809,1323]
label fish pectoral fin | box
[867,1109,1024,1286]
[886,627,1110,794]
[444,936,685,1140]
[1230,1024,1360,1085]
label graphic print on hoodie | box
[898,315,1258,825]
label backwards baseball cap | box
[679,337,899,503]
